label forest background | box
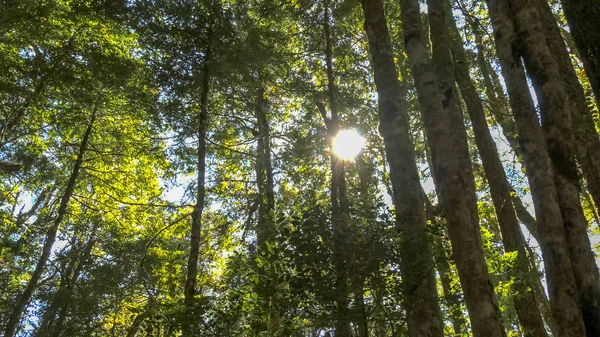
[1,0,600,337]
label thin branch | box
[139,212,193,266]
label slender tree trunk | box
[182,27,212,337]
[535,0,600,218]
[400,0,506,336]
[523,244,560,337]
[319,3,352,335]
[352,275,368,337]
[470,24,522,160]
[445,3,547,335]
[560,0,600,107]
[471,29,541,240]
[471,24,542,241]
[486,1,587,336]
[36,227,97,337]
[423,187,469,336]
[48,237,96,337]
[509,188,540,241]
[433,236,466,336]
[36,254,77,335]
[352,156,372,337]
[254,86,279,335]
[510,1,600,335]
[360,1,445,337]
[3,106,97,337]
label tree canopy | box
[1,0,599,336]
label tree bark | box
[486,1,587,336]
[560,0,600,107]
[360,1,445,337]
[509,1,600,335]
[445,2,548,335]
[535,0,600,220]
[4,105,98,337]
[182,26,212,337]
[400,0,506,336]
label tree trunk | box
[423,187,467,335]
[400,0,506,336]
[470,25,542,241]
[319,3,352,336]
[48,237,96,337]
[560,0,600,107]
[359,1,445,337]
[182,27,212,337]
[3,106,97,337]
[445,2,548,335]
[352,275,369,337]
[36,227,97,337]
[434,237,466,336]
[510,1,600,335]
[535,0,600,220]
[470,23,523,161]
[254,86,280,335]
[486,1,587,336]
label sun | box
[333,129,365,160]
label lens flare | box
[333,129,365,160]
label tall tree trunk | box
[400,0,506,336]
[319,3,352,335]
[445,2,548,335]
[486,1,587,336]
[470,23,542,241]
[182,27,212,337]
[352,158,369,337]
[254,87,279,335]
[510,1,600,335]
[3,106,98,337]
[360,1,446,337]
[471,21,522,161]
[560,0,600,107]
[535,0,600,219]
[471,28,541,240]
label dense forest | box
[1,0,600,336]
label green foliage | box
[0,0,591,336]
